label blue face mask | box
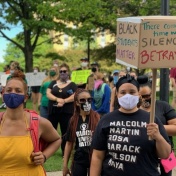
[3,93,25,109]
[113,76,118,85]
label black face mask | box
[91,67,97,73]
[142,98,151,108]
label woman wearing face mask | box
[31,66,41,111]
[63,88,100,176]
[38,66,59,119]
[138,75,176,176]
[92,72,111,117]
[0,70,61,175]
[90,74,171,176]
[47,63,77,157]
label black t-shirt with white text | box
[66,116,92,166]
[91,109,170,176]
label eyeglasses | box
[79,98,93,103]
[60,70,67,73]
[141,94,151,99]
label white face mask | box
[53,63,58,67]
[34,69,38,73]
[81,62,88,67]
[10,70,14,74]
[118,94,139,110]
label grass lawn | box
[0,92,176,172]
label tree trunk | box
[24,29,33,72]
[24,49,33,72]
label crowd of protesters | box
[0,58,176,176]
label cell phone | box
[53,103,58,107]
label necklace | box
[59,88,62,92]
[57,80,70,92]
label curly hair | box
[68,88,100,141]
[6,70,28,94]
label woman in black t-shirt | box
[63,89,100,176]
[46,63,77,156]
[90,74,171,176]
[138,75,176,176]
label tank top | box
[0,114,45,176]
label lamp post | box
[159,0,170,102]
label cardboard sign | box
[116,16,176,69]
[25,72,46,86]
[87,75,95,91]
[71,70,91,84]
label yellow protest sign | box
[71,70,91,84]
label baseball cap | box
[80,58,89,61]
[113,70,119,75]
[91,61,99,66]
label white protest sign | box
[0,72,6,84]
[25,72,46,86]
[1,74,10,86]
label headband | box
[116,74,139,91]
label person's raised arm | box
[90,149,105,176]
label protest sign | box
[1,74,9,86]
[25,72,46,86]
[71,70,91,84]
[0,72,46,87]
[116,16,176,130]
[116,16,176,69]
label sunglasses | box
[60,70,67,73]
[141,94,151,99]
[79,98,93,103]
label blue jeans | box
[40,106,49,119]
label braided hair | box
[68,88,100,141]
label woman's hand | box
[55,98,65,107]
[31,152,46,165]
[147,123,162,141]
[63,166,71,176]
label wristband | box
[43,154,47,163]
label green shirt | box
[40,81,51,107]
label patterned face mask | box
[80,102,91,112]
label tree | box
[0,0,66,71]
[52,0,116,60]
[2,35,62,71]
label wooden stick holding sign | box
[149,69,157,140]
[149,69,157,124]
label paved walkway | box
[47,168,176,176]
[46,171,62,176]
